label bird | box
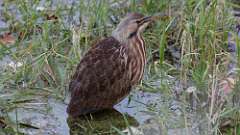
[67,13,158,117]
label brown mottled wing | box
[67,37,131,117]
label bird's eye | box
[136,20,141,24]
[128,31,137,38]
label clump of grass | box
[135,0,240,134]
[170,0,239,134]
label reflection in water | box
[67,109,138,135]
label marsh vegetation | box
[0,0,240,134]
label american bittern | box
[67,13,157,117]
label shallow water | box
[9,98,69,135]
[7,90,164,135]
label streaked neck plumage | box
[112,30,146,85]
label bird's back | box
[67,37,132,117]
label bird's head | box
[112,13,156,43]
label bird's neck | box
[111,30,128,43]
[112,31,146,84]
[111,31,146,65]
[128,33,147,84]
[130,33,146,58]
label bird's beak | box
[138,13,169,25]
[137,16,154,25]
